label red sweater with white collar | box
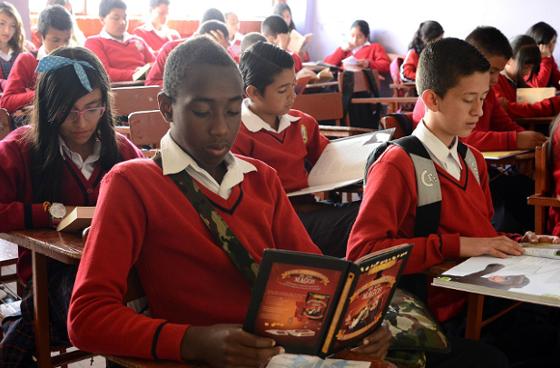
[85,35,155,82]
[347,144,496,321]
[0,126,143,282]
[67,156,321,361]
[232,109,329,192]
[324,43,390,74]
[0,52,37,113]
[493,73,560,118]
[411,90,524,151]
[527,56,560,89]
[400,49,418,82]
[132,24,181,54]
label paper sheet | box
[267,354,371,368]
[516,87,556,103]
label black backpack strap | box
[340,70,355,122]
[457,141,480,184]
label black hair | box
[240,32,266,53]
[201,8,225,23]
[99,0,126,18]
[0,1,24,53]
[416,37,490,97]
[527,21,557,45]
[163,35,239,101]
[197,20,229,40]
[239,41,294,95]
[510,34,541,87]
[272,3,295,32]
[351,20,370,41]
[28,47,121,203]
[465,26,513,59]
[261,15,289,37]
[149,0,169,9]
[37,4,72,36]
[408,20,444,54]
[46,0,69,6]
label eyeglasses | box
[66,106,106,123]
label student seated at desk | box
[493,35,560,118]
[0,2,26,93]
[84,0,155,82]
[261,15,302,72]
[0,47,142,367]
[224,11,243,62]
[400,20,444,83]
[526,21,560,89]
[0,4,72,116]
[347,38,560,367]
[232,42,359,258]
[323,19,390,74]
[132,0,180,55]
[68,36,391,367]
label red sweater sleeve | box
[366,43,390,74]
[400,49,418,82]
[0,53,36,113]
[528,56,560,88]
[85,37,134,82]
[346,147,461,274]
[323,47,349,66]
[493,75,560,118]
[145,39,180,87]
[302,115,329,166]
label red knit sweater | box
[493,73,560,118]
[347,144,497,321]
[324,43,390,74]
[527,56,560,89]
[68,157,321,361]
[400,49,418,82]
[232,109,329,192]
[132,25,180,54]
[549,125,560,235]
[0,126,143,282]
[0,52,37,113]
[84,35,155,82]
[145,38,183,87]
[411,90,524,151]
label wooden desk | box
[319,125,373,139]
[514,116,555,131]
[111,80,146,88]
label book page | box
[288,130,394,197]
[267,354,371,368]
[132,63,151,81]
[482,150,530,160]
[516,87,556,103]
[288,30,310,54]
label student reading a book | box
[31,0,86,49]
[493,34,560,118]
[232,42,359,258]
[0,2,26,93]
[0,4,72,116]
[400,20,444,83]
[323,20,390,74]
[224,11,243,62]
[272,3,310,62]
[145,20,231,87]
[526,21,560,89]
[347,38,560,367]
[0,47,142,367]
[261,15,303,72]
[68,36,392,366]
[132,0,181,55]
[84,0,155,82]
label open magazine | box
[288,129,395,197]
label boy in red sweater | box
[348,38,559,366]
[261,15,302,72]
[526,22,560,89]
[68,36,391,366]
[84,0,154,82]
[132,0,180,54]
[0,4,72,115]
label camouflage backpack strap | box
[152,151,259,285]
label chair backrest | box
[534,140,551,196]
[128,110,169,148]
[0,108,12,140]
[292,91,344,124]
[380,113,414,139]
[112,86,160,117]
[389,56,404,85]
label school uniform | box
[549,125,560,236]
[493,73,560,118]
[400,48,418,82]
[324,42,390,74]
[84,31,155,82]
[227,32,243,63]
[0,48,21,92]
[145,38,183,87]
[412,90,525,151]
[290,50,303,72]
[67,132,320,361]
[0,49,43,113]
[132,23,181,54]
[527,56,560,89]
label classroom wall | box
[305,0,560,62]
[11,0,31,40]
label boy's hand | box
[516,131,547,149]
[342,41,355,51]
[351,323,391,359]
[209,30,229,49]
[520,231,560,244]
[181,324,283,367]
[460,236,524,258]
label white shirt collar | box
[241,99,300,133]
[58,136,101,180]
[36,46,48,60]
[0,48,14,62]
[352,41,370,54]
[100,29,134,43]
[160,131,257,199]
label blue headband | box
[36,55,95,92]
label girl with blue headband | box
[0,46,142,366]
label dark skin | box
[158,64,392,367]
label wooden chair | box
[292,91,344,125]
[0,239,19,296]
[527,140,560,234]
[128,110,170,154]
[112,86,161,118]
[379,113,414,139]
[0,107,12,140]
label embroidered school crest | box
[300,125,308,144]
